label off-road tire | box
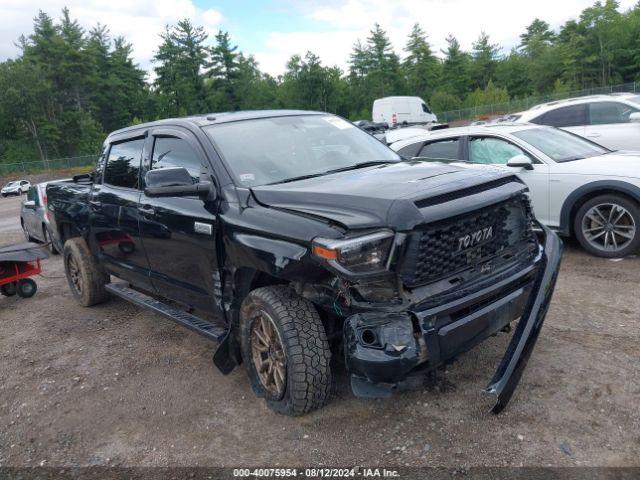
[63,238,110,307]
[574,194,640,258]
[240,286,332,416]
[16,279,37,298]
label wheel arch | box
[559,180,640,236]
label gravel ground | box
[0,193,639,468]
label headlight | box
[312,230,395,276]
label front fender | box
[559,180,640,235]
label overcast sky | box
[1,0,638,78]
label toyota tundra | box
[46,110,562,415]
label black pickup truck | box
[47,110,562,415]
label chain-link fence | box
[436,81,638,124]
[0,154,97,176]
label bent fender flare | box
[485,223,563,413]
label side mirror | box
[144,167,214,198]
[506,154,534,170]
[24,200,36,209]
[629,112,640,123]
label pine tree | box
[471,32,499,89]
[207,30,240,111]
[153,19,208,116]
[441,35,472,98]
[403,23,440,99]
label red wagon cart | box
[0,242,49,299]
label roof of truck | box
[109,110,326,136]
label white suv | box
[1,180,31,197]
[391,124,640,258]
[513,93,640,151]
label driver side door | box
[467,136,551,225]
[138,127,221,313]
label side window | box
[418,138,461,160]
[151,136,204,184]
[103,138,144,189]
[534,104,586,127]
[589,102,638,125]
[27,187,38,204]
[421,103,432,114]
[469,137,528,165]
[397,142,423,158]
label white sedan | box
[391,124,640,257]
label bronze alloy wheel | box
[66,253,83,295]
[250,311,286,399]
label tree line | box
[1,0,639,164]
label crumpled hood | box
[251,161,525,231]
[552,152,640,179]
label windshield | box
[512,127,609,162]
[5,181,18,187]
[204,114,400,187]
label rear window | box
[103,138,144,189]
[589,101,639,125]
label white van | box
[372,96,438,127]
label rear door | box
[585,101,640,150]
[138,127,220,312]
[89,135,152,290]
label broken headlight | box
[312,230,395,276]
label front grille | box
[398,195,536,288]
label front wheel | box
[240,286,332,416]
[43,227,59,255]
[22,221,32,242]
[574,194,640,258]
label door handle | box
[138,205,155,216]
[586,133,601,137]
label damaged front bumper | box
[343,224,562,413]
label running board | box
[105,283,227,342]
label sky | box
[1,0,638,79]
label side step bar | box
[105,283,227,342]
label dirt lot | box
[0,192,638,468]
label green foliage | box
[2,2,640,166]
[463,80,510,108]
[430,90,462,112]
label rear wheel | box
[16,279,37,298]
[240,286,332,416]
[63,238,110,306]
[1,283,17,296]
[575,194,640,258]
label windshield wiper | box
[323,160,396,174]
[559,155,585,162]
[270,172,331,184]
[268,161,396,185]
